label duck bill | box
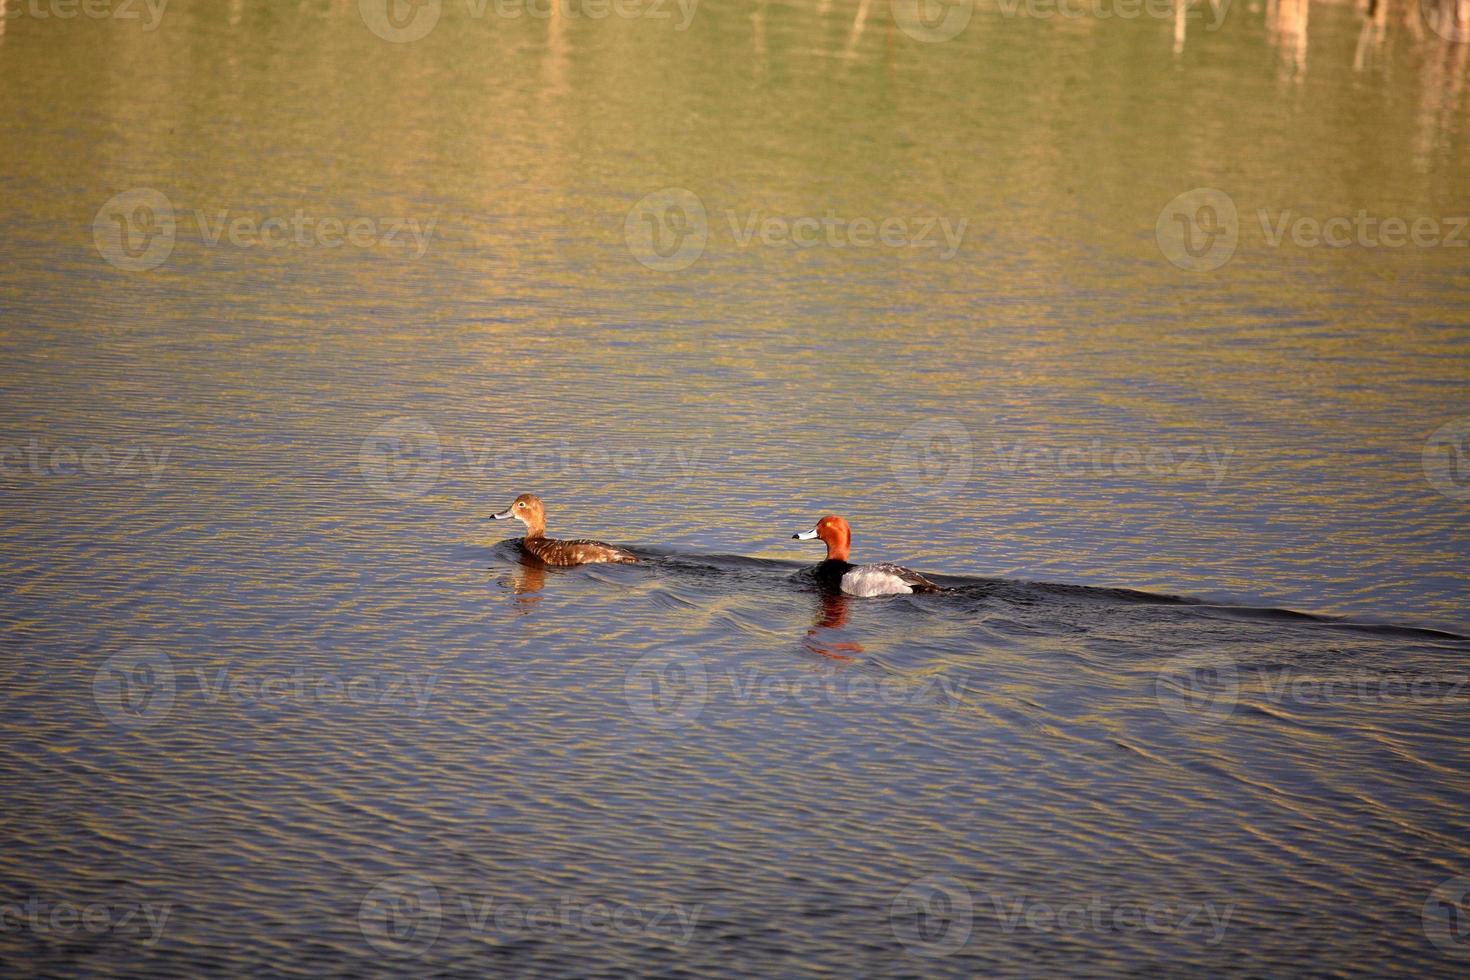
[792,528,819,540]
[492,508,515,521]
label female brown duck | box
[493,493,638,566]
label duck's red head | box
[792,515,851,561]
[492,493,547,537]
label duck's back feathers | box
[523,537,639,567]
[847,562,939,595]
[812,559,938,597]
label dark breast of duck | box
[523,537,638,567]
[813,559,855,590]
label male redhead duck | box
[493,493,638,566]
[792,515,938,597]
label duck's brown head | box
[793,515,851,561]
[493,493,547,537]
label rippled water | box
[2,0,1469,975]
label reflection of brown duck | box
[505,561,547,612]
[804,591,864,662]
[492,493,638,566]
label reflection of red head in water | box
[804,591,863,662]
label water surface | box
[1,0,1468,975]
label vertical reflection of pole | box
[543,0,568,100]
[1295,0,1310,80]
[1352,0,1386,72]
[753,0,767,76]
[843,0,873,61]
[1267,0,1309,82]
[1173,0,1188,57]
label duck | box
[492,493,639,566]
[791,515,939,597]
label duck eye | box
[517,502,525,508]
